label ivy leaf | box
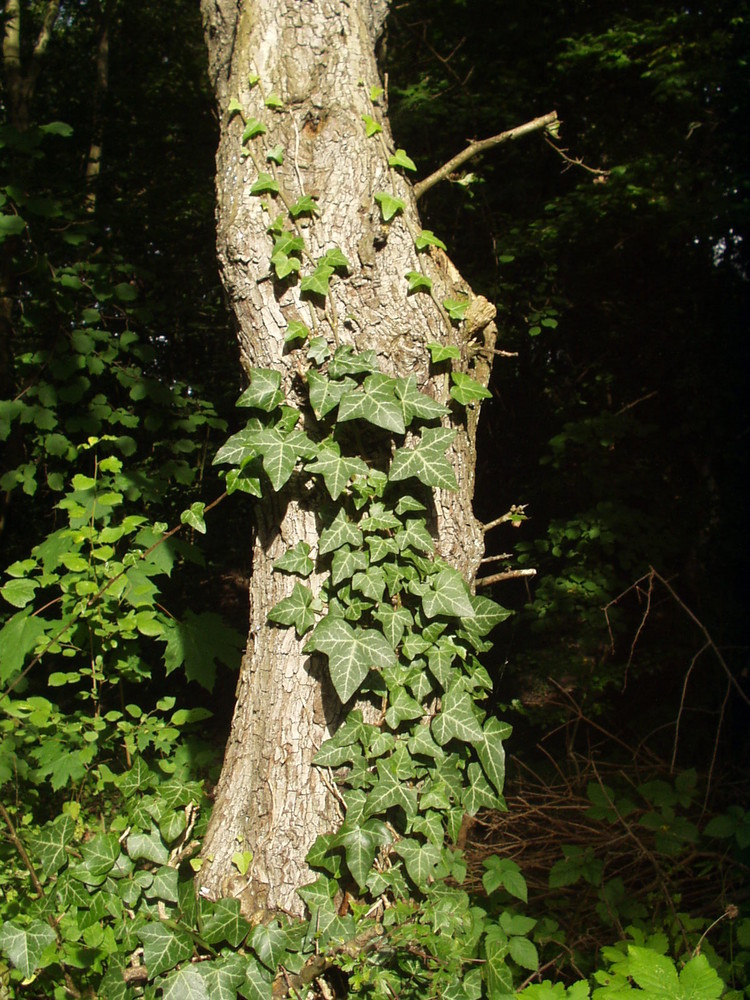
[140,922,193,979]
[251,922,289,971]
[273,540,314,577]
[394,839,441,890]
[461,594,512,637]
[362,763,418,820]
[319,508,363,555]
[199,900,251,949]
[236,369,284,412]
[304,615,396,702]
[389,148,417,172]
[266,144,284,165]
[394,377,448,425]
[483,926,513,998]
[307,337,332,365]
[300,263,334,297]
[243,958,274,1000]
[422,566,475,619]
[319,247,350,270]
[181,501,206,534]
[306,371,356,419]
[270,251,300,280]
[242,118,266,142]
[372,605,412,648]
[304,440,368,499]
[338,373,406,434]
[27,815,75,876]
[328,345,379,379]
[162,968,209,1000]
[385,687,423,728]
[250,172,279,195]
[389,427,457,490]
[362,114,382,137]
[352,565,386,602]
[443,297,470,322]
[0,921,56,978]
[432,683,484,746]
[332,820,387,890]
[255,428,316,490]
[450,372,492,405]
[463,762,501,814]
[477,717,511,795]
[331,546,369,586]
[406,270,433,293]
[289,195,320,218]
[264,93,284,109]
[426,342,461,363]
[268,582,319,636]
[284,320,310,345]
[127,826,169,865]
[374,191,405,222]
[415,230,447,251]
[397,517,435,554]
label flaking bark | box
[200,0,496,916]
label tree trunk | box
[199,0,496,917]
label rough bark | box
[200,0,497,917]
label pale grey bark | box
[200,0,496,916]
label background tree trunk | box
[200,0,496,917]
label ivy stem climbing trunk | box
[200,0,497,917]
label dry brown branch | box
[414,112,559,200]
[475,568,536,588]
[543,135,610,177]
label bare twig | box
[414,112,558,200]
[544,135,610,177]
[475,568,536,588]
[481,504,528,534]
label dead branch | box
[414,112,559,200]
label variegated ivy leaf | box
[0,921,56,979]
[304,615,396,702]
[359,501,401,532]
[236,369,284,412]
[251,921,289,972]
[397,517,435,554]
[450,371,492,405]
[367,534,400,563]
[372,605,412,648]
[476,716,511,795]
[243,958,274,1000]
[431,682,484,746]
[306,370,356,418]
[407,725,444,760]
[328,345,379,379]
[422,566,475,619]
[352,565,386,602]
[319,508,363,555]
[428,639,460,688]
[362,762,418,820]
[331,546,369,586]
[140,922,193,979]
[219,427,316,491]
[273,540,313,577]
[304,439,368,499]
[27,814,75,876]
[330,819,390,891]
[226,463,263,497]
[394,838,441,890]
[270,251,300,280]
[385,687,423,728]
[307,336,331,365]
[268,582,320,636]
[463,762,501,815]
[389,426,458,490]
[395,495,426,514]
[484,926,514,998]
[394,376,448,424]
[338,372,406,434]
[460,594,512,638]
